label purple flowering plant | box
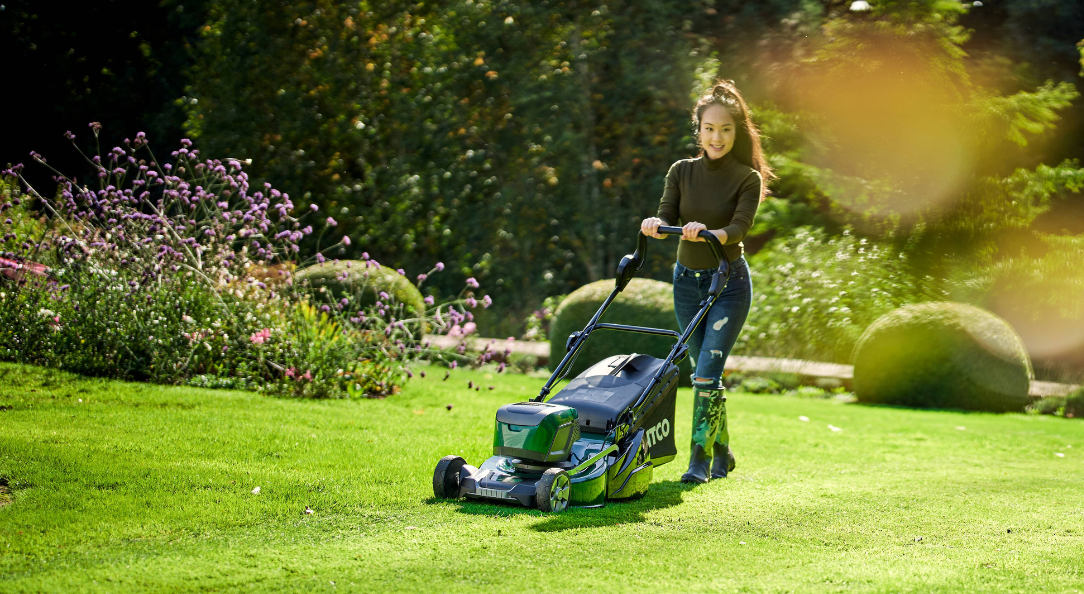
[0,126,497,396]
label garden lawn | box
[1,363,1083,593]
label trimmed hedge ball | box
[853,302,1033,412]
[294,260,427,334]
[549,278,692,384]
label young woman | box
[640,80,774,484]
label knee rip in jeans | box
[712,317,729,331]
[692,377,722,390]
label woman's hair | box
[692,80,775,199]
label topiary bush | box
[294,260,427,334]
[853,302,1033,412]
[549,278,691,383]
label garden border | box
[428,336,1079,397]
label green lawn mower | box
[433,226,731,513]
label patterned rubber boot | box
[681,381,726,484]
[711,394,736,478]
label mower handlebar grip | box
[654,225,726,266]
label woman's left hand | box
[682,221,707,242]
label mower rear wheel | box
[433,455,466,499]
[536,468,571,513]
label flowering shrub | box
[521,294,565,342]
[0,125,491,397]
[737,227,933,363]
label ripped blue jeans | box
[673,258,753,389]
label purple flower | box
[343,236,351,246]
[417,273,427,282]
[379,291,389,300]
[63,131,75,141]
[326,217,337,227]
[310,204,319,211]
[320,305,331,313]
[482,295,492,308]
[465,297,477,308]
[435,262,444,271]
[396,268,405,276]
[316,253,326,263]
[424,295,435,305]
[466,277,479,289]
[302,225,313,234]
[450,361,458,369]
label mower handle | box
[654,225,726,264]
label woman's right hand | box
[640,217,664,239]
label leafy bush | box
[853,302,1033,413]
[738,227,930,363]
[549,278,691,382]
[0,127,487,397]
[293,259,429,335]
[522,294,565,342]
[949,233,1084,383]
[738,376,783,394]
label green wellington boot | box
[710,399,736,479]
[681,383,726,484]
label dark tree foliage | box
[0,0,208,191]
[185,0,709,324]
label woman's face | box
[699,104,736,159]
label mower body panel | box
[493,401,579,463]
[461,435,613,508]
[547,354,678,466]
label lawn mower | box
[432,226,731,513]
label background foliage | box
[5,0,1084,381]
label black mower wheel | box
[535,468,571,513]
[433,455,466,499]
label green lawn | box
[1,362,1082,593]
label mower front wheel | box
[433,455,466,499]
[536,468,571,513]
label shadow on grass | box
[425,479,699,531]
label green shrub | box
[853,302,1033,412]
[738,227,930,363]
[949,234,1084,383]
[1067,387,1084,419]
[739,376,783,394]
[549,278,691,383]
[293,260,427,333]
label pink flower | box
[466,277,479,289]
[326,217,337,227]
[465,297,477,308]
[285,367,296,379]
[249,328,271,344]
[417,273,427,282]
[482,295,492,308]
[302,370,312,381]
[424,295,434,305]
[463,322,476,336]
[396,268,405,276]
[434,262,444,271]
[343,236,351,246]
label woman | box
[641,80,774,484]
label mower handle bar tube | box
[654,225,726,264]
[533,225,731,410]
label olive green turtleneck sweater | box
[656,151,763,269]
